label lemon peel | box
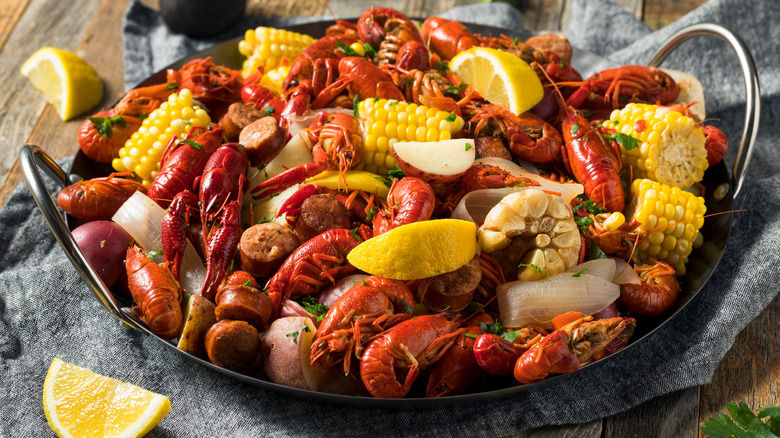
[347,219,478,280]
[20,47,103,121]
[449,47,543,115]
[43,358,170,438]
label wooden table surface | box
[1,0,776,436]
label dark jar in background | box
[160,0,246,37]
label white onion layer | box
[497,272,620,329]
[112,191,206,295]
[473,157,584,203]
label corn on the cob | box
[238,26,314,78]
[259,63,290,97]
[609,103,709,188]
[624,178,706,275]
[112,88,211,186]
[357,98,465,175]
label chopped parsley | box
[301,296,329,322]
[373,175,393,188]
[444,113,457,122]
[353,94,360,118]
[386,168,405,179]
[166,83,179,91]
[182,139,203,150]
[589,243,607,260]
[518,263,544,277]
[575,215,594,236]
[88,114,126,138]
[465,142,472,151]
[571,268,589,278]
[263,105,275,116]
[145,248,163,258]
[570,123,580,135]
[365,206,378,221]
[337,41,363,57]
[402,299,414,314]
[605,132,641,151]
[362,43,377,57]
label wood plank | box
[0,0,31,52]
[516,0,566,31]
[603,387,700,438]
[699,292,780,434]
[246,0,325,20]
[0,0,128,208]
[642,0,707,30]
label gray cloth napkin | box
[2,0,777,435]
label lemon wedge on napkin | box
[347,219,478,280]
[449,47,543,115]
[20,47,103,121]
[43,358,171,438]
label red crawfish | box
[356,7,422,51]
[280,34,356,122]
[201,200,243,301]
[125,245,182,339]
[425,312,493,397]
[310,276,414,376]
[167,56,243,106]
[160,189,199,282]
[566,66,679,120]
[514,316,636,384]
[420,17,480,61]
[195,142,249,226]
[264,228,363,314]
[309,56,405,109]
[372,176,435,236]
[251,111,364,200]
[619,259,680,317]
[360,313,464,398]
[78,83,174,163]
[57,172,146,221]
[465,102,564,164]
[473,325,548,376]
[147,126,223,208]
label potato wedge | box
[177,294,217,356]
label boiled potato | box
[177,294,217,356]
[260,316,324,390]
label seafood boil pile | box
[58,8,729,398]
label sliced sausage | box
[215,284,275,331]
[219,102,268,142]
[419,256,482,313]
[204,319,261,372]
[239,223,299,277]
[295,194,350,242]
[239,116,286,167]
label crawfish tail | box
[126,246,182,339]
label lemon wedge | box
[43,358,171,438]
[20,47,103,121]
[449,47,543,115]
[347,219,478,280]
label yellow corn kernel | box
[111,89,211,187]
[238,26,314,78]
[603,212,625,231]
[356,98,465,175]
[623,178,706,275]
[610,103,708,188]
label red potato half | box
[260,316,325,391]
[391,138,476,184]
[71,220,134,288]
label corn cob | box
[238,26,315,78]
[258,63,290,97]
[624,178,706,275]
[112,88,211,186]
[357,98,466,175]
[609,103,709,188]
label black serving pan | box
[20,21,760,408]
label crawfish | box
[201,201,243,301]
[147,126,223,208]
[357,7,421,50]
[566,66,679,120]
[57,172,146,221]
[310,56,405,109]
[425,312,493,397]
[195,142,249,226]
[548,75,625,212]
[310,276,414,375]
[619,259,680,317]
[473,325,548,376]
[441,163,541,213]
[420,17,480,61]
[167,57,243,106]
[264,228,363,313]
[360,313,464,398]
[251,112,363,199]
[584,212,643,255]
[126,245,183,339]
[78,83,174,163]
[280,34,356,122]
[514,316,636,384]
[465,102,563,163]
[160,190,199,282]
[372,177,435,236]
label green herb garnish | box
[88,114,126,138]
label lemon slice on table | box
[20,47,103,121]
[449,47,543,115]
[348,219,478,280]
[43,358,171,438]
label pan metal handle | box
[19,144,150,334]
[648,23,760,199]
